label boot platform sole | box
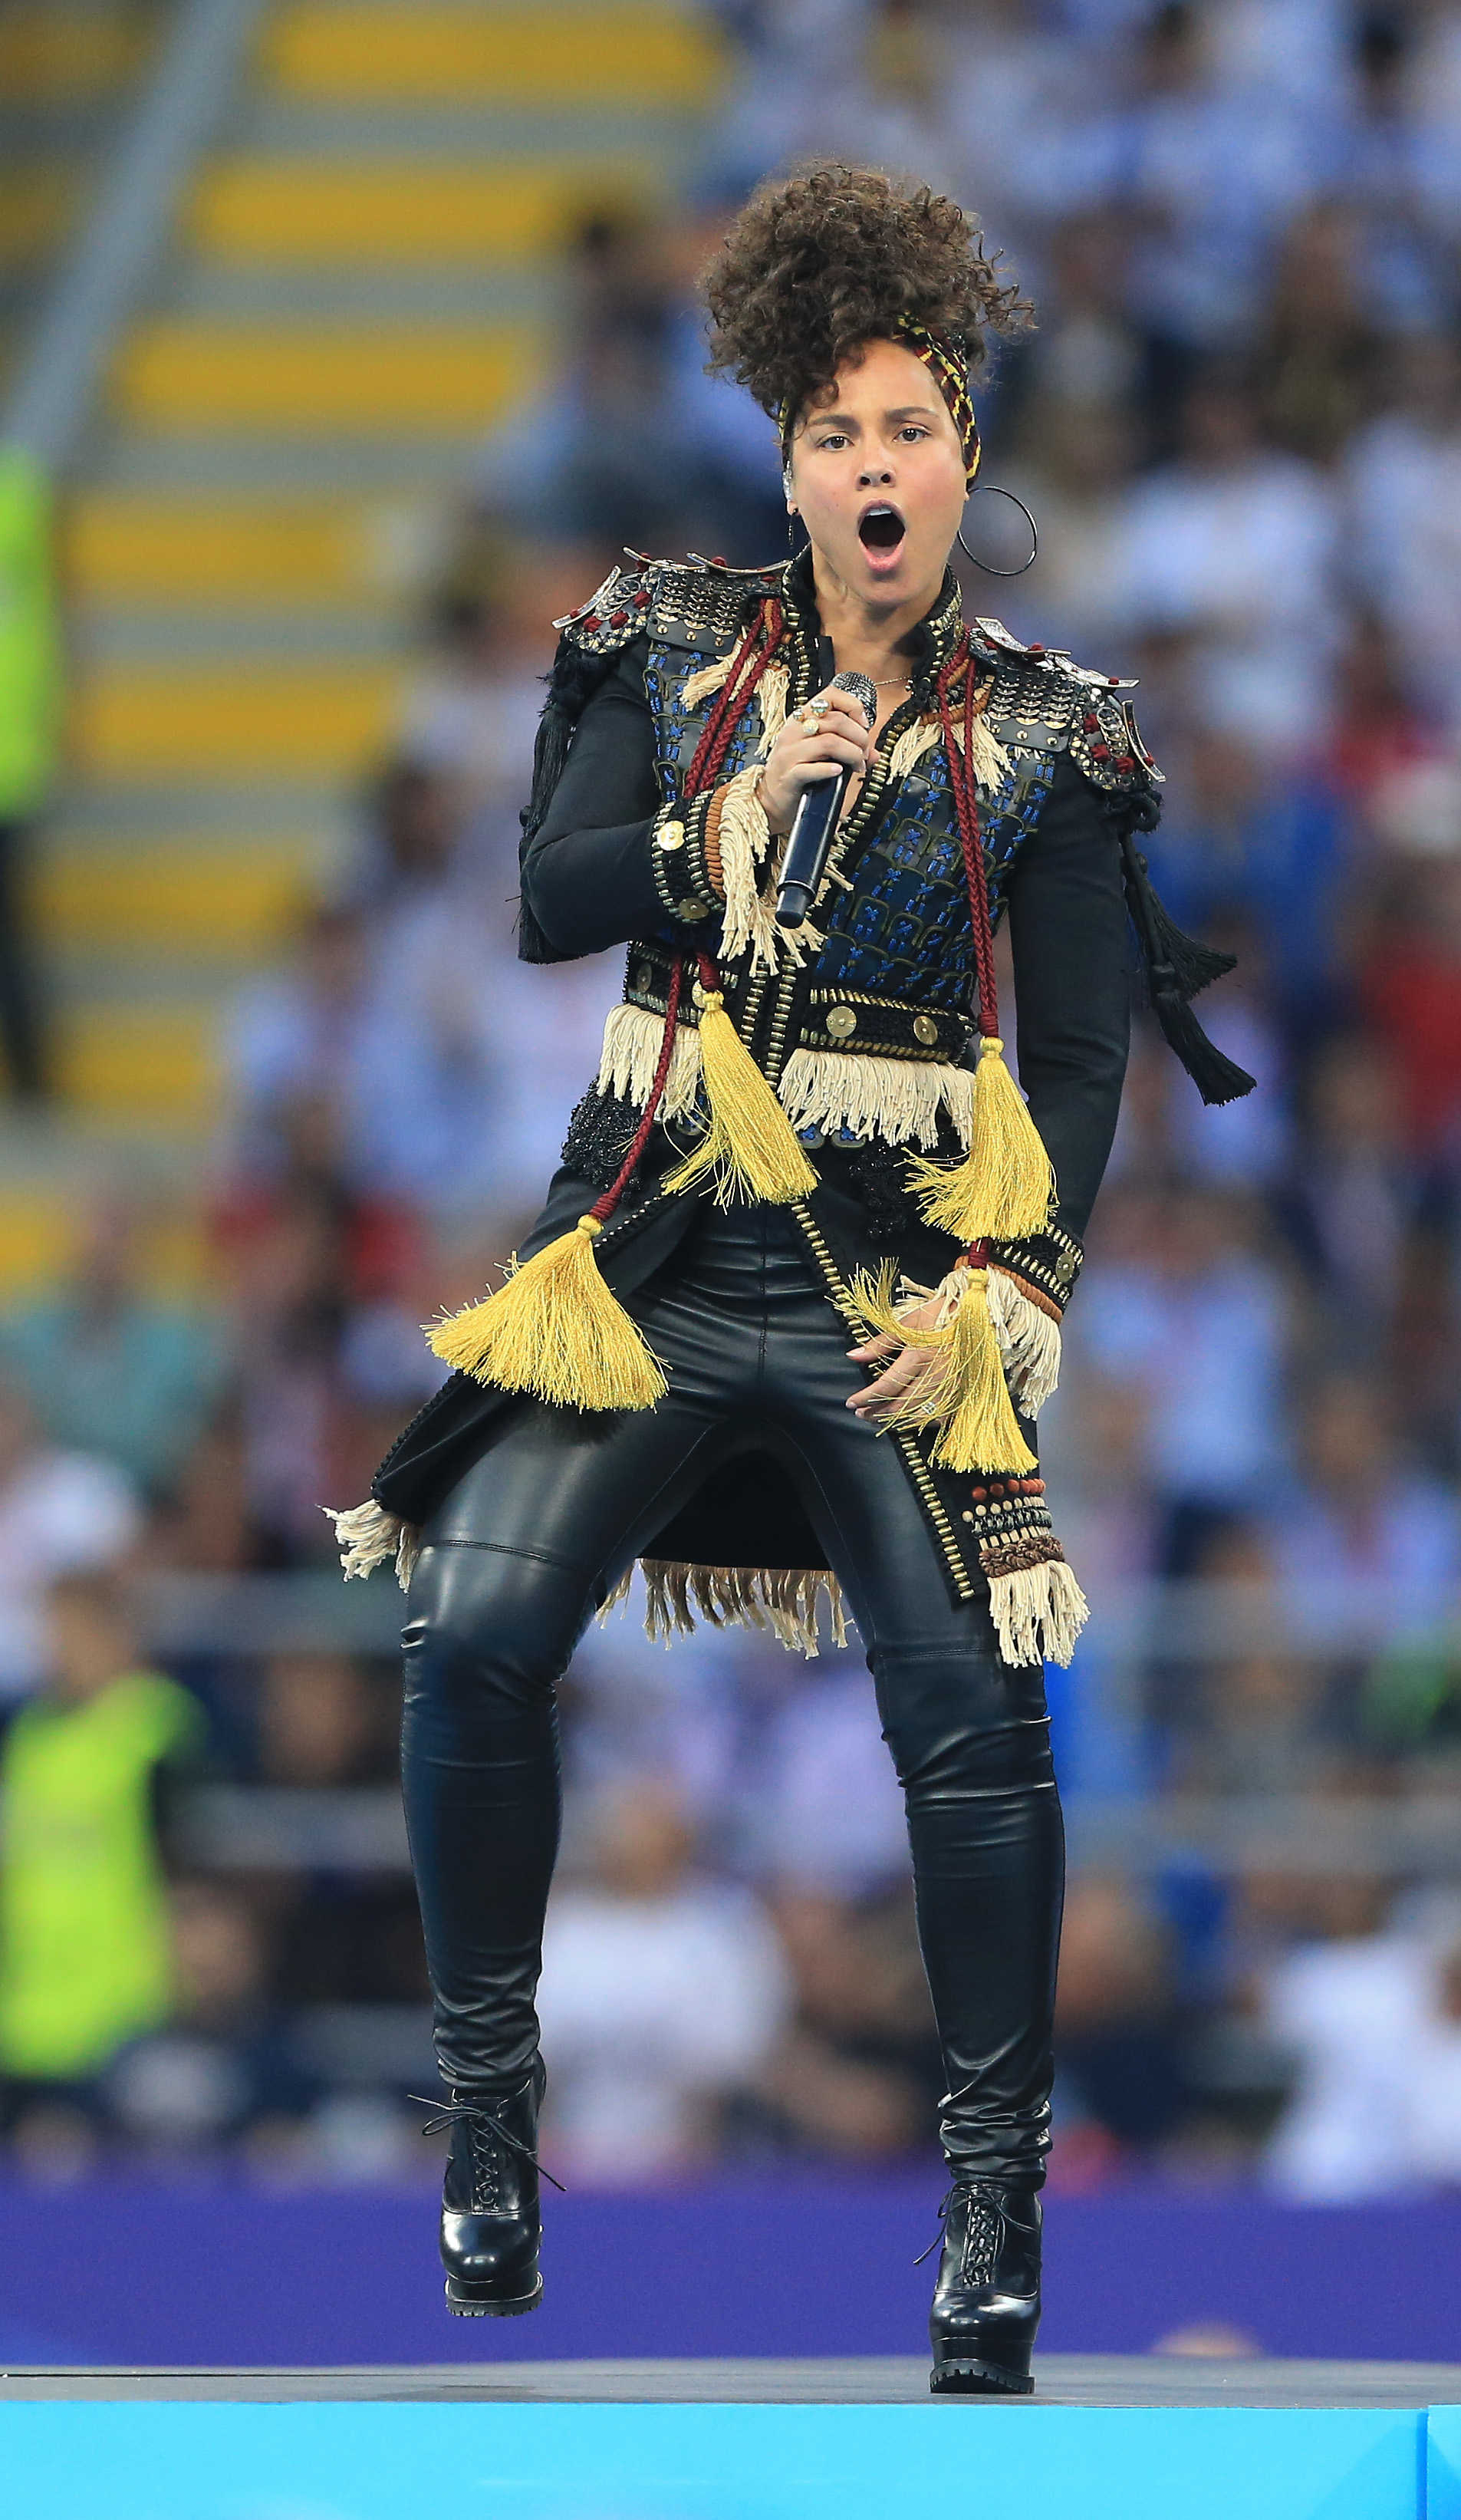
[445,2276,543,2317]
[930,2360,1035,2396]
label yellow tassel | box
[905,1035,1054,1241]
[854,1261,1036,1474]
[426,1215,666,1411]
[663,992,818,1206]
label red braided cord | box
[591,595,785,1226]
[937,634,1000,1040]
[590,952,685,1222]
[683,596,785,801]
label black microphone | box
[774,667,878,928]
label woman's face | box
[787,337,968,606]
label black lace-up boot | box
[417,2061,558,2316]
[926,2179,1041,2394]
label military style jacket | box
[368,548,1165,1646]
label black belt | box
[622,945,972,1066]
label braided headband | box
[779,320,982,487]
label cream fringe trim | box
[778,1046,975,1152]
[597,1011,979,1154]
[716,759,822,977]
[887,711,1012,795]
[681,651,735,712]
[986,1263,1063,1415]
[887,715,941,782]
[988,1559,1088,1669]
[597,1000,705,1122]
[324,1500,420,1589]
[717,761,781,971]
[601,1559,848,1657]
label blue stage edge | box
[0,2402,1449,2520]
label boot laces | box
[411,2093,567,2201]
[913,2179,1009,2278]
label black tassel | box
[1114,811,1255,1103]
[1145,888,1237,1000]
[1149,969,1257,1106]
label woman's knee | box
[401,1538,587,1718]
[870,1644,1054,1794]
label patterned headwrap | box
[898,320,982,486]
[779,320,982,487]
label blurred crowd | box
[5,0,1461,2199]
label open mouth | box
[857,502,906,554]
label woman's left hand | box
[845,1292,949,1422]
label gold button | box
[913,1013,939,1047]
[825,1005,857,1039]
[676,897,709,921]
[634,963,654,993]
[658,819,685,851]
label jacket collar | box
[778,548,968,694]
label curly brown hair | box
[703,163,1031,434]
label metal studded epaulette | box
[554,549,785,663]
[971,614,1163,796]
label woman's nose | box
[858,458,895,486]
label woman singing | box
[331,163,1249,2394]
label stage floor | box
[3,2352,1459,2406]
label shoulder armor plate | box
[975,620,1162,792]
[552,555,656,657]
[554,551,786,663]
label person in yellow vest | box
[0,446,62,1099]
[0,1566,206,2123]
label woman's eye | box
[815,434,849,451]
[898,427,930,443]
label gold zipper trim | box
[789,1197,977,1603]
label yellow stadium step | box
[0,9,153,104]
[262,5,724,107]
[57,1005,217,1125]
[111,320,544,433]
[64,492,402,606]
[189,155,663,265]
[0,168,83,278]
[35,848,310,957]
[0,1189,209,1301]
[74,660,399,778]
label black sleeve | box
[1004,749,1131,1244]
[519,639,673,957]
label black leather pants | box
[401,1203,1064,2183]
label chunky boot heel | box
[416,2064,560,2317]
[926,2179,1041,2396]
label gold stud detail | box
[825,1006,857,1039]
[658,820,685,851]
[913,1014,939,1047]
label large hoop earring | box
[956,483,1038,578]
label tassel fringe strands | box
[324,1500,421,1589]
[663,955,818,1207]
[594,1019,980,1156]
[427,960,689,1411]
[905,645,1055,1245]
[597,1000,703,1121]
[986,1555,1088,1669]
[427,1211,669,1409]
[601,1560,848,1658]
[986,1264,1063,1415]
[854,1262,1037,1475]
[778,1046,975,1151]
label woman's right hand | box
[755,684,876,835]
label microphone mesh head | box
[830,670,878,726]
